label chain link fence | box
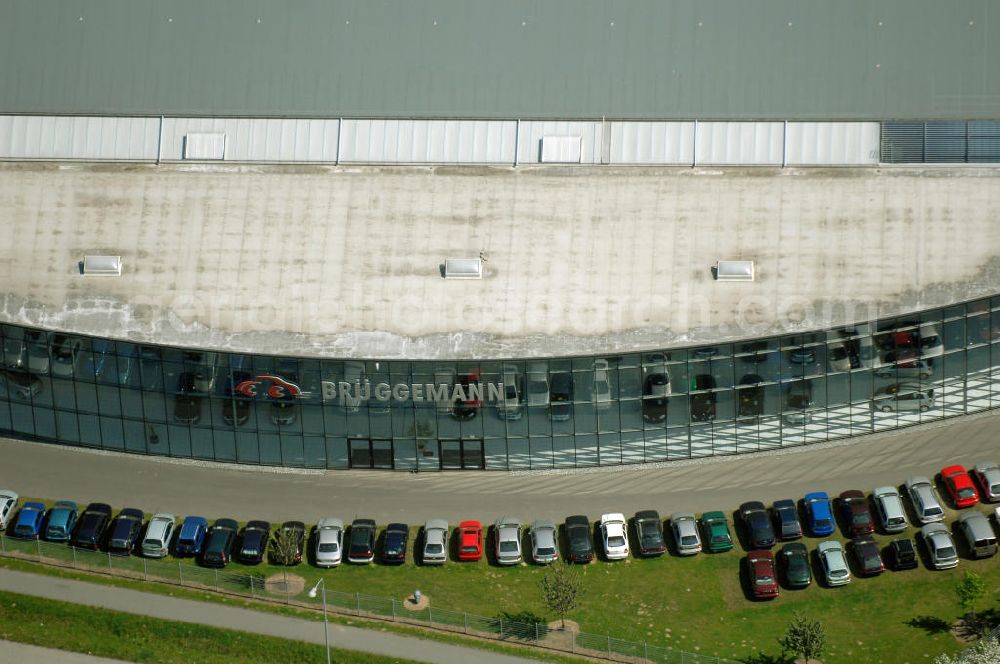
[0,534,741,664]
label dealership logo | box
[234,375,303,399]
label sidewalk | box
[0,569,542,664]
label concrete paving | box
[1,162,1000,359]
[1,405,997,525]
[0,569,541,664]
[0,641,128,664]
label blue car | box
[12,501,46,539]
[804,492,835,536]
[175,516,209,556]
[44,500,79,542]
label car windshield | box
[640,521,658,536]
[852,513,871,525]
[146,539,162,548]
[830,568,848,577]
[461,545,478,553]
[712,535,730,544]
[505,384,517,399]
[755,576,774,585]
[864,553,880,566]
[681,535,698,545]
[537,547,556,556]
[607,536,626,548]
[385,545,403,555]
[48,525,65,534]
[243,548,259,556]
[958,488,976,499]
[111,539,127,547]
[938,546,956,558]
[816,518,832,528]
[499,541,518,553]
[318,543,338,553]
[925,506,943,516]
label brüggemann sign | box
[234,374,504,404]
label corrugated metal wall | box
[0,115,885,166]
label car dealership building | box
[1,0,1000,471]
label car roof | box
[22,501,45,510]
[907,475,932,487]
[804,492,829,501]
[318,517,344,529]
[352,518,376,527]
[921,522,949,536]
[601,513,625,523]
[773,499,795,509]
[214,518,238,529]
[817,540,842,553]
[182,515,208,526]
[386,522,409,532]
[531,519,555,531]
[942,464,968,476]
[782,542,808,554]
[119,508,144,519]
[634,510,660,520]
[671,512,695,521]
[0,490,19,502]
[565,515,590,526]
[245,520,270,530]
[281,520,305,530]
[425,518,448,531]
[52,500,77,510]
[840,489,865,500]
[701,510,726,520]
[958,511,989,526]
[85,503,113,514]
[458,520,481,529]
[496,516,520,528]
[873,486,899,497]
[740,501,765,511]
[975,461,999,473]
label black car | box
[347,518,376,564]
[633,510,666,557]
[772,499,803,540]
[779,542,811,588]
[221,372,252,426]
[737,374,764,418]
[174,372,203,424]
[549,372,574,421]
[107,508,144,556]
[850,536,885,576]
[641,374,669,423]
[888,538,919,571]
[201,518,238,567]
[564,515,594,563]
[739,501,776,549]
[71,502,113,550]
[381,523,409,565]
[238,520,271,564]
[271,521,305,565]
[691,375,717,422]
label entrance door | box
[349,438,394,469]
[439,439,484,470]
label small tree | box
[956,571,987,618]
[269,527,301,566]
[779,611,825,662]
[538,564,583,629]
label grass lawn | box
[7,496,1000,663]
[0,589,419,664]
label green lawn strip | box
[0,588,416,664]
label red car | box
[745,550,779,600]
[457,520,483,561]
[941,465,979,508]
[838,490,875,537]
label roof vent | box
[82,255,123,276]
[443,258,483,279]
[714,260,754,282]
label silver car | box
[141,513,176,558]
[817,540,851,586]
[591,360,611,410]
[315,517,344,568]
[872,486,908,533]
[905,476,946,524]
[526,363,549,407]
[494,516,522,565]
[921,523,959,569]
[422,519,449,565]
[875,383,935,413]
[498,364,523,420]
[670,512,702,555]
[957,511,997,559]
[529,519,558,564]
[973,461,1000,502]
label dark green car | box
[780,542,812,588]
[699,511,734,553]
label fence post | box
[249,575,255,599]
[535,623,539,641]
[107,551,113,574]
[35,538,42,561]
[643,641,648,663]
[143,558,147,581]
[428,606,434,624]
[464,613,468,634]
[214,568,219,592]
[178,563,183,586]
[355,592,361,616]
[499,617,504,639]
[607,635,612,660]
[71,545,76,567]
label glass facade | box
[3,295,1000,471]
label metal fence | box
[0,534,740,664]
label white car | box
[875,383,935,413]
[921,523,959,569]
[422,519,449,565]
[872,486,908,533]
[0,490,19,530]
[526,363,549,407]
[670,512,702,555]
[817,540,851,586]
[498,364,523,420]
[973,461,1000,502]
[905,476,946,524]
[600,513,630,560]
[591,359,611,410]
[315,518,344,567]
[141,513,176,558]
[494,516,522,565]
[918,323,943,358]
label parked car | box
[315,518,344,568]
[221,371,252,426]
[772,499,802,540]
[745,550,779,600]
[918,323,944,358]
[494,516,523,565]
[526,363,549,407]
[549,372,573,421]
[457,520,483,562]
[941,465,979,508]
[347,519,376,564]
[783,381,813,425]
[498,365,523,420]
[699,511,735,553]
[564,515,595,563]
[641,373,669,423]
[175,516,209,557]
[600,513,630,560]
[72,503,113,550]
[850,536,885,576]
[888,538,919,571]
[670,512,702,555]
[957,511,997,559]
[739,501,776,548]
[839,490,875,537]
[872,486,909,533]
[24,330,50,374]
[876,383,934,412]
[381,523,409,565]
[0,369,42,400]
[591,359,612,410]
[173,372,203,424]
[804,492,835,536]
[817,540,852,586]
[0,490,18,530]
[905,476,946,524]
[874,357,933,380]
[422,519,449,565]
[43,500,78,542]
[272,521,305,565]
[921,523,959,570]
[973,461,1000,502]
[141,513,176,558]
[737,375,764,418]
[106,508,144,556]
[634,510,666,557]
[530,519,559,564]
[690,374,717,422]
[12,501,45,539]
[201,518,239,568]
[50,334,82,377]
[238,520,271,564]
[779,542,811,588]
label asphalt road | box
[1,407,998,525]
